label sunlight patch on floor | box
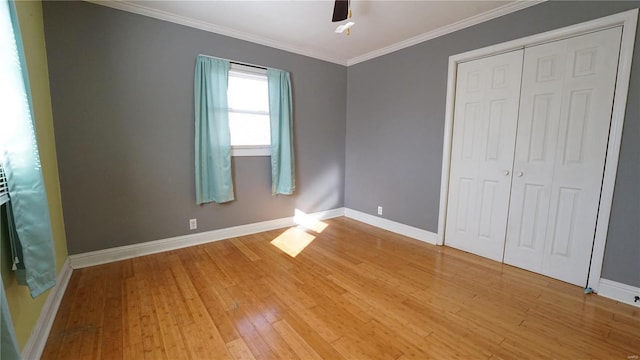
[271,209,330,257]
[293,208,328,233]
[271,227,315,258]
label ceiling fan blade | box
[332,0,349,22]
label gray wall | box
[44,1,638,287]
[346,1,640,287]
[43,1,346,254]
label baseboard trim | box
[21,258,73,359]
[69,207,439,268]
[597,278,640,308]
[344,208,438,245]
[69,208,345,269]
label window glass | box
[228,69,270,149]
[228,72,268,113]
[228,112,271,146]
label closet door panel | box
[503,41,566,272]
[445,50,523,261]
[504,27,622,286]
[542,27,622,286]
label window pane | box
[229,113,271,146]
[228,73,269,113]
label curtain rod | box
[197,53,284,72]
[231,61,266,71]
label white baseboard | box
[344,208,438,245]
[597,278,640,308]
[69,208,345,269]
[22,258,73,359]
[69,206,439,269]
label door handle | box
[503,170,510,176]
[517,171,524,177]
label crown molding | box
[85,0,348,66]
[346,0,545,66]
[85,0,544,67]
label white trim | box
[346,1,544,66]
[598,279,640,308]
[69,207,441,269]
[21,259,73,360]
[85,0,347,66]
[69,208,345,269]
[436,56,459,246]
[85,0,544,67]
[344,208,437,245]
[447,11,637,65]
[437,9,638,291]
[587,11,638,292]
[231,146,271,157]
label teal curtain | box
[0,0,56,299]
[194,55,234,204]
[267,69,295,195]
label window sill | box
[232,146,271,157]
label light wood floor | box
[43,217,639,359]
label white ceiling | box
[92,1,542,65]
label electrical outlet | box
[377,206,383,216]
[189,218,197,230]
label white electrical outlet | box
[377,206,383,215]
[189,218,197,230]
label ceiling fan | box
[332,0,354,35]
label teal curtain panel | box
[194,55,234,204]
[0,0,56,299]
[267,69,295,195]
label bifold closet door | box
[445,50,523,262]
[503,27,622,286]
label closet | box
[444,27,623,286]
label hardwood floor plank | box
[56,269,99,359]
[43,217,640,359]
[141,255,193,359]
[100,263,124,360]
[340,292,433,345]
[226,338,257,360]
[41,267,82,359]
[225,306,277,360]
[338,320,405,360]
[230,238,262,262]
[279,309,345,359]
[365,319,429,360]
[123,276,144,358]
[272,319,323,360]
[185,254,242,343]
[167,256,233,359]
[332,335,386,360]
[148,282,189,358]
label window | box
[228,63,270,156]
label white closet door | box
[445,50,523,261]
[504,27,622,286]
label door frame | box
[436,9,638,291]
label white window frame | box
[228,63,271,157]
